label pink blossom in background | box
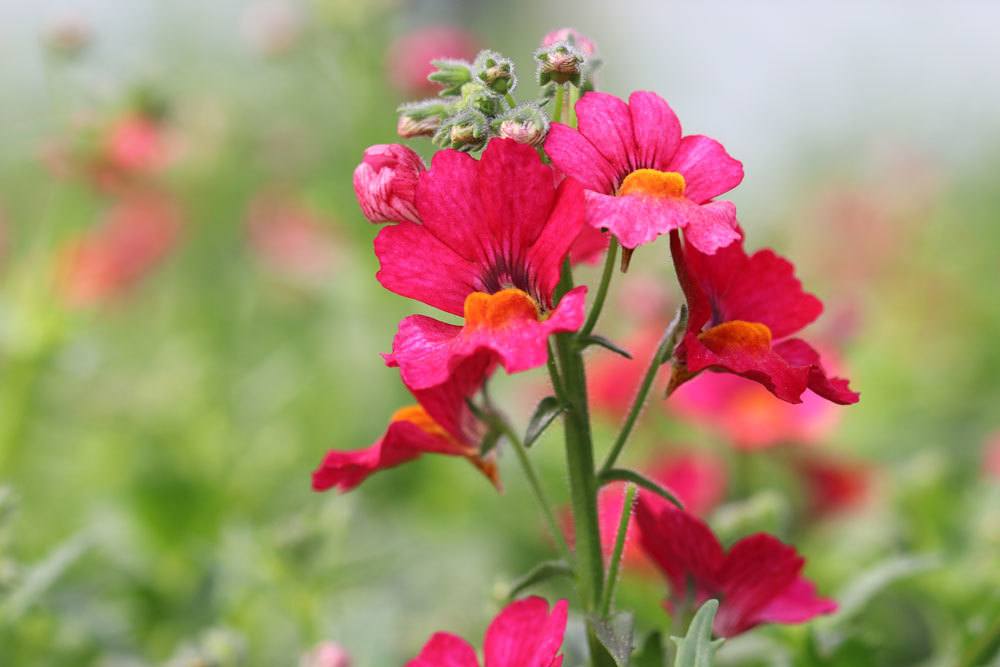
[540,28,597,56]
[58,191,182,306]
[387,26,479,97]
[984,432,1000,480]
[246,192,339,285]
[588,329,663,417]
[300,641,351,667]
[795,454,873,518]
[241,0,304,57]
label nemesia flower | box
[987,432,1000,481]
[407,596,567,667]
[246,192,339,285]
[795,455,872,518]
[545,91,744,256]
[540,28,597,56]
[668,229,859,405]
[104,113,170,175]
[636,498,837,637]
[588,329,663,417]
[387,26,479,97]
[373,139,589,390]
[300,641,351,667]
[353,144,425,224]
[312,353,499,493]
[58,191,181,306]
[670,370,841,449]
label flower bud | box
[352,144,425,224]
[396,98,454,138]
[427,58,474,96]
[492,104,549,147]
[434,110,488,153]
[535,42,584,87]
[474,50,516,95]
[42,13,92,59]
[540,28,597,56]
[453,81,501,117]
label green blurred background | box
[1,1,998,665]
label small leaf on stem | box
[524,396,564,448]
[671,599,724,667]
[579,334,633,359]
[592,611,635,667]
[503,559,573,600]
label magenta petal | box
[678,200,740,255]
[526,179,587,302]
[387,287,588,391]
[584,191,688,249]
[483,597,568,667]
[752,577,838,627]
[406,632,480,667]
[575,92,637,175]
[416,149,490,263]
[628,91,682,171]
[668,135,744,204]
[774,339,860,405]
[544,123,618,194]
[635,500,725,600]
[375,222,484,317]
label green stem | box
[552,84,565,124]
[578,237,619,339]
[599,305,687,474]
[599,483,636,617]
[568,85,579,127]
[499,419,573,563]
[504,92,517,109]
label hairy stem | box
[578,237,619,339]
[599,483,636,617]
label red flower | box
[668,229,859,405]
[796,455,872,518]
[407,597,568,667]
[636,499,837,637]
[312,353,499,493]
[374,139,589,390]
[353,144,425,225]
[58,191,181,306]
[387,26,480,97]
[545,91,743,255]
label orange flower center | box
[463,288,541,329]
[617,169,686,199]
[698,320,773,355]
[390,404,453,439]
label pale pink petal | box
[575,92,637,175]
[668,135,744,204]
[375,222,484,316]
[407,632,480,667]
[677,200,740,255]
[584,191,689,249]
[483,597,568,667]
[629,91,682,171]
[544,123,617,194]
[569,224,610,265]
[752,577,838,626]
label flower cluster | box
[319,26,859,664]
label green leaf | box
[579,334,633,359]
[599,468,685,510]
[671,599,724,667]
[524,396,564,448]
[503,559,573,600]
[478,428,502,457]
[632,631,665,667]
[2,531,91,620]
[592,611,635,666]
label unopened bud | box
[456,81,501,117]
[535,42,584,87]
[435,110,488,152]
[474,50,516,95]
[353,144,425,224]
[492,104,549,147]
[396,98,454,138]
[540,28,597,56]
[427,58,473,96]
[43,13,92,59]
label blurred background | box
[0,1,998,665]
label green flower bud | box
[427,58,474,97]
[434,110,488,153]
[456,81,502,117]
[491,103,549,147]
[474,50,517,95]
[534,42,584,87]
[396,98,456,138]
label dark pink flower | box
[540,28,597,56]
[545,91,743,255]
[407,596,567,667]
[387,26,479,97]
[58,191,181,306]
[668,229,859,406]
[353,144,425,224]
[636,498,837,637]
[795,455,872,518]
[375,139,589,390]
[312,353,499,493]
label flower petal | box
[668,135,744,204]
[584,191,688,249]
[375,221,484,317]
[483,597,568,667]
[635,499,725,600]
[544,122,617,194]
[752,577,838,627]
[629,91,682,171]
[774,338,860,404]
[416,148,490,264]
[407,632,480,667]
[676,200,740,255]
[575,92,637,176]
[526,179,587,302]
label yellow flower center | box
[463,288,541,329]
[617,169,686,199]
[698,320,773,355]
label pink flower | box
[545,91,743,255]
[246,192,339,284]
[636,498,837,637]
[105,113,169,174]
[312,353,499,493]
[795,455,872,518]
[407,596,567,667]
[588,329,664,417]
[375,139,589,390]
[987,432,1000,481]
[353,144,425,225]
[58,191,181,306]
[300,641,351,667]
[670,371,841,450]
[668,229,859,405]
[387,26,479,97]
[540,28,597,56]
